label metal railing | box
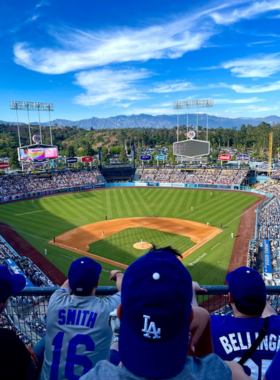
[3,286,280,347]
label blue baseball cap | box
[68,257,102,295]
[0,266,26,303]
[119,250,193,379]
[226,266,266,305]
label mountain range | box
[2,113,280,129]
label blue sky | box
[1,0,280,122]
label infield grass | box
[88,227,195,265]
[0,188,257,286]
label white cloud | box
[36,1,50,8]
[150,81,197,93]
[13,15,213,74]
[27,14,40,22]
[13,1,280,76]
[214,97,263,104]
[226,81,280,93]
[222,53,280,77]
[74,69,150,106]
[210,0,280,25]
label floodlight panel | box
[173,99,213,109]
[10,101,54,111]
[173,139,210,158]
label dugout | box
[100,163,136,182]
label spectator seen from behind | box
[81,249,250,380]
[40,257,123,380]
[209,267,280,380]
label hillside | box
[2,113,280,129]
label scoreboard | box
[173,139,210,158]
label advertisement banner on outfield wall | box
[172,183,185,187]
[42,190,54,196]
[82,185,94,190]
[263,239,272,280]
[198,184,218,188]
[186,184,197,188]
[135,182,147,186]
[12,193,24,200]
[54,188,68,194]
[218,185,232,189]
[69,186,81,192]
[148,182,158,186]
[93,183,105,189]
[159,183,172,187]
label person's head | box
[0,265,26,313]
[118,248,193,379]
[0,329,36,380]
[68,257,102,296]
[227,266,266,316]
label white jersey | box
[40,289,121,380]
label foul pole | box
[268,132,273,194]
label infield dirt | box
[50,217,222,268]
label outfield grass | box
[88,227,195,265]
[0,188,257,286]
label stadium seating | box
[0,170,100,196]
[136,168,248,185]
[0,236,53,344]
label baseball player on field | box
[40,257,124,380]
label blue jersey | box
[210,314,280,380]
[265,347,280,380]
[40,289,121,380]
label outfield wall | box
[0,181,273,203]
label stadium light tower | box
[10,101,54,145]
[173,99,213,141]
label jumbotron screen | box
[18,147,58,161]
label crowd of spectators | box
[136,168,248,185]
[0,237,53,345]
[254,198,280,285]
[15,257,53,287]
[0,312,32,345]
[258,199,280,240]
[26,316,46,338]
[255,180,280,198]
[247,241,259,269]
[0,170,100,196]
[0,239,53,288]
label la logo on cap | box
[142,315,161,339]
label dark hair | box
[233,295,266,316]
[149,245,183,259]
[0,296,9,305]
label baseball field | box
[0,188,262,286]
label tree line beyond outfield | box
[0,121,279,165]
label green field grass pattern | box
[0,188,257,286]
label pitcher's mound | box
[133,242,152,250]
